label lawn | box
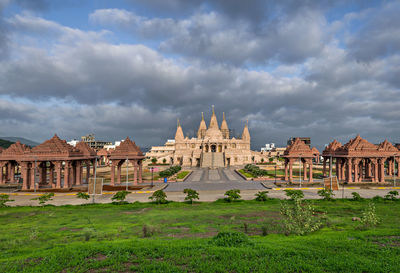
[0,199,400,272]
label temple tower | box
[209,105,219,130]
[197,112,207,139]
[221,112,229,139]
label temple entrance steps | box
[201,152,225,168]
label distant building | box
[261,143,275,152]
[288,137,311,147]
[80,134,112,150]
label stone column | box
[76,161,82,185]
[354,159,359,183]
[337,162,341,181]
[341,160,345,181]
[117,161,122,184]
[63,161,70,188]
[30,162,36,189]
[303,160,307,181]
[133,161,138,185]
[20,162,29,190]
[322,157,326,176]
[55,162,62,189]
[289,159,293,182]
[138,160,142,183]
[347,158,352,183]
[397,158,400,178]
[284,160,288,181]
[110,161,116,186]
[49,163,54,187]
[372,159,378,183]
[0,163,4,184]
[379,159,385,183]
[9,162,15,183]
[86,161,90,184]
[4,163,8,182]
[308,161,313,182]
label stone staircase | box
[201,152,225,168]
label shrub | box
[244,164,268,177]
[284,189,304,200]
[142,225,156,238]
[31,193,54,206]
[111,191,130,204]
[211,231,252,247]
[149,190,168,204]
[151,158,157,164]
[159,165,182,177]
[183,188,199,204]
[82,227,95,241]
[224,189,241,202]
[351,192,363,201]
[372,195,384,202]
[317,189,335,201]
[384,191,399,201]
[261,158,264,163]
[76,192,90,200]
[254,191,269,201]
[0,194,14,207]
[360,202,380,228]
[269,158,274,163]
[162,158,167,164]
[280,198,323,235]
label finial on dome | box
[223,112,225,120]
[201,112,204,120]
[177,118,181,127]
[212,105,215,115]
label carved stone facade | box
[0,135,97,190]
[150,107,253,167]
[322,135,399,183]
[283,138,320,182]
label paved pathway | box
[165,168,267,192]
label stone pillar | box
[372,159,378,183]
[20,162,29,190]
[308,161,313,182]
[341,160,345,181]
[76,161,82,185]
[63,161,70,188]
[110,161,116,186]
[289,160,293,182]
[117,161,122,184]
[9,162,15,183]
[397,158,400,178]
[322,157,326,176]
[354,159,359,183]
[86,161,90,184]
[284,160,288,181]
[138,160,142,183]
[347,159,352,183]
[337,162,341,181]
[30,162,36,189]
[133,161,138,185]
[0,163,4,184]
[49,163,54,187]
[4,163,8,182]
[303,160,307,181]
[55,162,62,189]
[379,159,385,183]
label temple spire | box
[209,106,219,129]
[241,120,250,141]
[197,112,207,139]
[221,112,229,139]
[175,118,184,140]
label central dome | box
[205,127,223,140]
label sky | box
[0,0,399,151]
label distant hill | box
[0,137,39,147]
[0,138,14,149]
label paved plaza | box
[165,167,268,191]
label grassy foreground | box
[0,199,400,272]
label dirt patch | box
[369,236,400,248]
[121,207,152,215]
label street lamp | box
[299,154,302,188]
[92,156,98,204]
[330,155,333,190]
[126,157,129,191]
[150,167,154,187]
[34,157,37,193]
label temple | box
[0,134,144,190]
[322,135,399,183]
[148,107,254,168]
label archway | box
[211,145,216,152]
[218,145,222,152]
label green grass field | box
[1,199,400,272]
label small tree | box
[0,194,14,207]
[360,202,380,228]
[76,192,90,200]
[317,189,335,201]
[254,191,269,201]
[224,189,241,202]
[149,190,168,204]
[151,158,157,165]
[261,158,264,163]
[269,158,274,163]
[183,188,199,204]
[351,192,363,201]
[384,190,399,201]
[284,190,304,200]
[280,198,322,235]
[111,191,130,204]
[31,193,54,206]
[162,158,167,164]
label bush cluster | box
[211,231,252,247]
[159,165,182,178]
[244,164,268,177]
